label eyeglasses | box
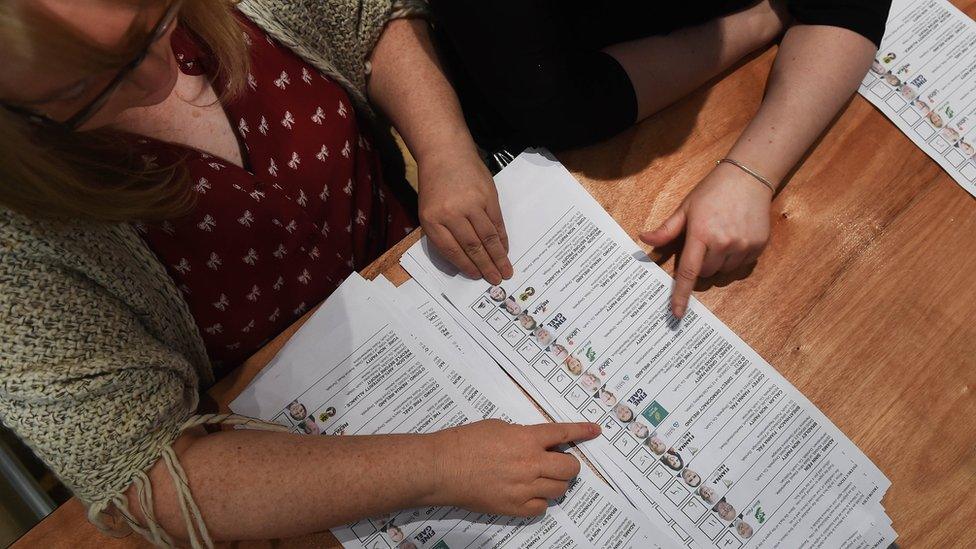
[2,0,183,131]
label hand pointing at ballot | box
[640,161,773,319]
[429,419,600,516]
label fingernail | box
[590,423,601,436]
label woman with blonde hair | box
[0,1,596,545]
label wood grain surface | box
[14,5,976,546]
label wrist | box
[412,130,480,168]
[726,120,802,188]
[716,158,777,196]
[414,430,457,508]
[415,143,488,194]
[713,160,776,201]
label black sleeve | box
[787,0,893,47]
[431,0,639,151]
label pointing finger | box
[671,237,706,319]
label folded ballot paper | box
[231,151,896,549]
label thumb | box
[640,207,687,247]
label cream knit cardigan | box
[0,0,427,546]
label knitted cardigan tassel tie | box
[86,414,291,549]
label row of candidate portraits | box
[869,60,976,157]
[490,285,755,539]
[489,285,584,375]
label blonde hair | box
[0,0,250,222]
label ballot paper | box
[400,255,896,549]
[375,274,893,549]
[859,0,976,197]
[231,269,676,548]
[402,151,896,549]
[369,276,634,497]
[357,274,677,549]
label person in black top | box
[432,0,892,318]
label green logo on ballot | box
[642,401,668,427]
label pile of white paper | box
[232,151,895,548]
[860,0,976,197]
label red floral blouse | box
[131,18,417,375]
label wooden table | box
[16,13,976,549]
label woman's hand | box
[365,17,513,284]
[640,162,773,318]
[429,419,600,516]
[418,152,513,285]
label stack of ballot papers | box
[859,0,976,197]
[231,151,896,549]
